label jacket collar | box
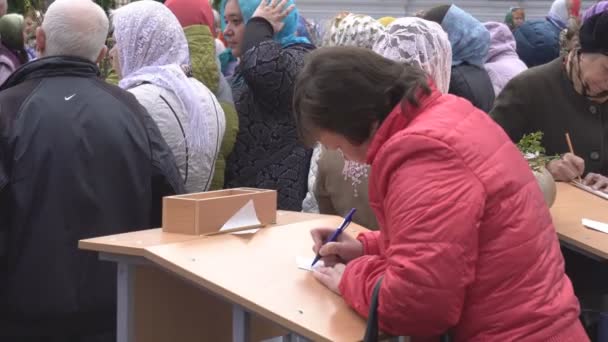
[1,56,100,91]
[366,84,442,165]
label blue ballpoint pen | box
[311,208,357,267]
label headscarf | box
[372,17,452,94]
[0,14,28,64]
[378,16,396,27]
[583,1,608,22]
[548,0,569,28]
[113,1,213,153]
[219,0,309,76]
[440,5,490,67]
[322,13,384,49]
[483,22,528,95]
[165,0,216,35]
[219,0,309,47]
[296,15,322,47]
[547,0,581,29]
[504,7,524,31]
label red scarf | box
[165,0,216,36]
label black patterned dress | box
[224,18,314,211]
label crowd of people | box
[0,0,607,340]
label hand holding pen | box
[310,209,363,267]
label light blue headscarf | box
[219,0,310,74]
[441,5,490,67]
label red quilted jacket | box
[338,88,588,341]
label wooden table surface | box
[79,210,328,257]
[144,216,369,342]
[551,183,608,260]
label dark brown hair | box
[293,46,430,147]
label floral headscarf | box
[113,1,215,153]
[322,13,384,49]
[373,17,452,94]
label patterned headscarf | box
[373,17,452,94]
[113,1,214,153]
[322,13,384,49]
[441,5,490,67]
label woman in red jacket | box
[293,46,588,341]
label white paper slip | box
[296,256,324,271]
[572,181,608,201]
[220,200,261,232]
[582,218,608,234]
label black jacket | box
[0,57,184,338]
[491,58,608,175]
[450,63,496,113]
[224,18,313,211]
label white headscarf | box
[322,13,385,49]
[113,1,212,152]
[373,17,452,94]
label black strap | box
[364,277,383,342]
[159,94,189,185]
[362,277,452,342]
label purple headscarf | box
[583,1,608,22]
[112,1,212,153]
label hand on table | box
[313,263,345,295]
[583,173,608,193]
[252,0,295,34]
[547,153,585,182]
[311,228,363,267]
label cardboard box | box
[162,188,277,235]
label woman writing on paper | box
[294,47,587,340]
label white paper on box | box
[220,200,261,232]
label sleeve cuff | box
[358,231,380,255]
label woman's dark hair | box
[293,46,431,147]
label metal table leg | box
[116,262,135,342]
[282,333,313,342]
[232,304,251,342]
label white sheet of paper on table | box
[220,199,261,233]
[296,256,324,271]
[582,218,608,234]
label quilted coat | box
[339,86,588,341]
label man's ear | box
[96,45,108,64]
[35,27,45,56]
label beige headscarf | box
[322,13,385,49]
[372,17,452,94]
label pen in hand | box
[311,208,357,267]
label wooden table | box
[79,211,371,342]
[552,183,608,260]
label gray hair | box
[41,0,109,62]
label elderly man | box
[491,8,608,191]
[0,0,184,341]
